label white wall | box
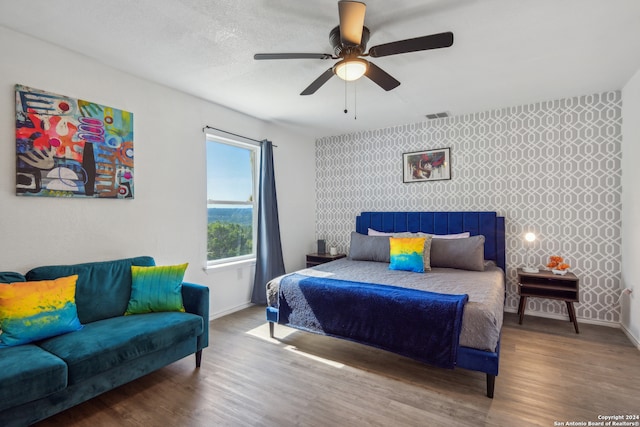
[0,26,316,319]
[622,68,640,347]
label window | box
[206,135,260,265]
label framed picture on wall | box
[403,147,451,183]
[15,84,134,198]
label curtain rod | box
[202,125,276,147]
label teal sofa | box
[0,256,209,426]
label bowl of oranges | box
[547,255,570,275]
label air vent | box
[425,111,450,119]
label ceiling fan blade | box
[368,32,454,58]
[301,68,335,95]
[254,53,333,60]
[365,62,400,91]
[338,0,366,46]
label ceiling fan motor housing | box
[330,25,370,57]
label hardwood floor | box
[36,306,640,427]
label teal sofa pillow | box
[125,263,188,315]
[26,256,155,324]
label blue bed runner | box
[277,274,468,369]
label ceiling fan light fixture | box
[334,58,368,81]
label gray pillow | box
[348,232,390,263]
[430,235,486,271]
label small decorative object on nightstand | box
[546,255,571,275]
[517,268,580,333]
[306,252,346,268]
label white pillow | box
[433,232,470,239]
[367,228,393,236]
[368,228,470,239]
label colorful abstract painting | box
[15,85,134,198]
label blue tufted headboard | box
[355,211,506,271]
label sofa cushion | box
[26,256,155,324]
[0,345,68,412]
[0,272,26,283]
[0,275,83,347]
[37,312,203,385]
[125,263,188,315]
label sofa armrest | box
[182,282,209,352]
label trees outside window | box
[206,137,259,264]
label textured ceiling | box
[1,0,640,137]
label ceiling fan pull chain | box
[344,76,348,114]
[354,80,357,120]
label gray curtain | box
[251,140,285,304]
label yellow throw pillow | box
[389,237,427,273]
[0,275,82,346]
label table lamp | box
[523,232,539,273]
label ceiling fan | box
[254,0,454,95]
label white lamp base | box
[522,266,539,273]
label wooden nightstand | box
[517,268,580,333]
[306,253,346,268]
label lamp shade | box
[334,58,368,81]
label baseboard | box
[503,307,620,328]
[211,302,254,320]
[620,323,640,351]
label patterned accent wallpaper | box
[316,91,622,324]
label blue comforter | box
[278,273,468,369]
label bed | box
[266,211,506,398]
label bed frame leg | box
[486,374,495,398]
[269,321,274,338]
